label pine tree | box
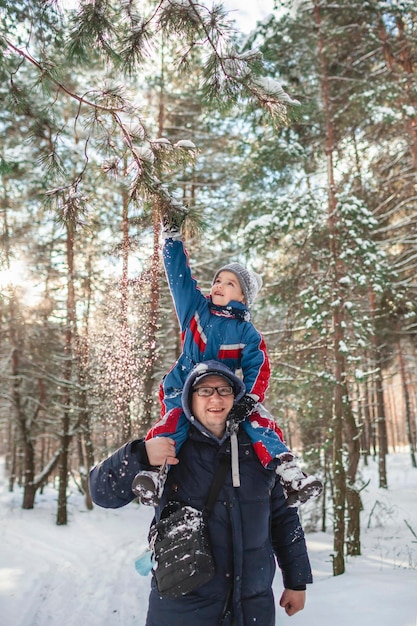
[1,1,302,522]
[234,0,416,572]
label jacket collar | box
[208,297,251,322]
[189,421,229,445]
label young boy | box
[132,217,322,507]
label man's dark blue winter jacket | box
[89,427,312,626]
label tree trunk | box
[76,252,95,511]
[22,438,36,509]
[332,371,346,576]
[377,13,417,171]
[140,64,166,429]
[57,218,77,525]
[57,411,71,525]
[344,383,361,556]
[314,0,349,575]
[374,355,388,487]
[10,311,38,508]
[8,438,17,492]
[119,180,133,441]
[75,335,94,510]
[397,340,417,468]
[369,290,388,487]
[346,485,361,556]
[361,373,372,462]
[141,213,161,428]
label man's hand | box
[279,589,306,616]
[145,437,179,466]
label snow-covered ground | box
[1,452,416,626]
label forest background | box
[1,0,416,579]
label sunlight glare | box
[0,259,42,306]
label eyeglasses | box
[192,386,234,397]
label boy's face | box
[211,271,245,306]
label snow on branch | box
[3,0,299,216]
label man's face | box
[210,271,245,307]
[191,374,235,438]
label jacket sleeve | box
[89,439,149,509]
[270,480,313,590]
[240,326,270,403]
[162,237,207,330]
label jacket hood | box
[182,360,246,422]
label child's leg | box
[132,410,189,506]
[132,460,169,506]
[241,408,289,468]
[243,405,323,506]
[274,453,323,506]
[159,378,183,417]
[145,407,189,444]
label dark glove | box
[161,206,187,240]
[228,395,256,423]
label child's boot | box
[132,461,168,506]
[275,452,323,507]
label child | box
[132,216,322,507]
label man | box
[89,360,312,626]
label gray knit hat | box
[212,262,263,309]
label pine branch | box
[5,38,123,114]
[118,17,154,74]
[66,1,120,63]
[163,1,298,120]
[1,40,158,208]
